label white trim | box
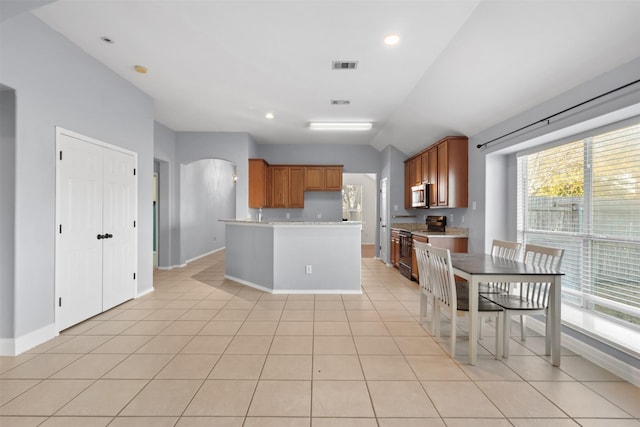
[157,264,187,270]
[135,287,154,299]
[0,323,57,356]
[224,275,273,293]
[185,247,224,264]
[525,317,640,388]
[224,275,363,295]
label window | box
[517,121,640,329]
[342,184,362,221]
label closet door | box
[102,148,136,310]
[56,129,137,331]
[56,134,104,330]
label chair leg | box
[503,312,511,358]
[433,302,441,340]
[544,312,551,356]
[520,314,527,341]
[495,312,503,360]
[450,314,456,358]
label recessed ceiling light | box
[383,34,400,46]
[133,65,148,74]
[265,112,275,119]
[309,122,372,131]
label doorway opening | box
[342,173,377,258]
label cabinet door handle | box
[105,233,113,239]
[97,234,104,240]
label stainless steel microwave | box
[411,183,430,208]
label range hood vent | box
[332,61,358,70]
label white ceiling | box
[31,0,640,155]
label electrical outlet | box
[317,213,322,219]
[286,212,290,219]
[305,265,312,274]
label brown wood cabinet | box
[249,160,343,209]
[427,147,438,207]
[289,167,305,208]
[404,136,468,209]
[305,166,343,191]
[390,230,400,267]
[270,166,290,208]
[421,152,430,184]
[249,159,268,208]
[324,166,343,190]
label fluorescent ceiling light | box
[309,122,372,131]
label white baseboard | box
[0,323,58,356]
[224,275,362,295]
[157,264,186,270]
[185,247,224,264]
[526,317,640,388]
[135,286,154,298]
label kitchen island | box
[222,220,362,294]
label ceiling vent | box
[330,100,350,105]
[332,61,358,70]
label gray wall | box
[153,122,180,267]
[467,57,640,253]
[175,132,254,264]
[1,86,16,340]
[1,14,154,343]
[180,158,236,261]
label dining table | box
[450,252,564,366]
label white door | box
[102,148,136,310]
[379,177,388,263]
[56,134,104,330]
[56,129,137,330]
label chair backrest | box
[491,239,521,261]
[521,244,564,306]
[418,242,457,312]
[414,241,433,297]
[524,244,564,270]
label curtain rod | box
[476,78,640,149]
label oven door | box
[398,232,413,279]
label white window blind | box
[517,121,640,327]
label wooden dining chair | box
[415,242,504,359]
[478,239,522,294]
[481,243,564,357]
[416,241,436,330]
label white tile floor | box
[1,251,639,426]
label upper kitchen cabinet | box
[289,167,305,208]
[305,166,343,191]
[249,159,269,208]
[404,136,468,208]
[270,166,290,208]
[436,136,468,208]
[404,156,423,208]
[249,160,343,209]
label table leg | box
[469,277,479,365]
[549,276,561,366]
